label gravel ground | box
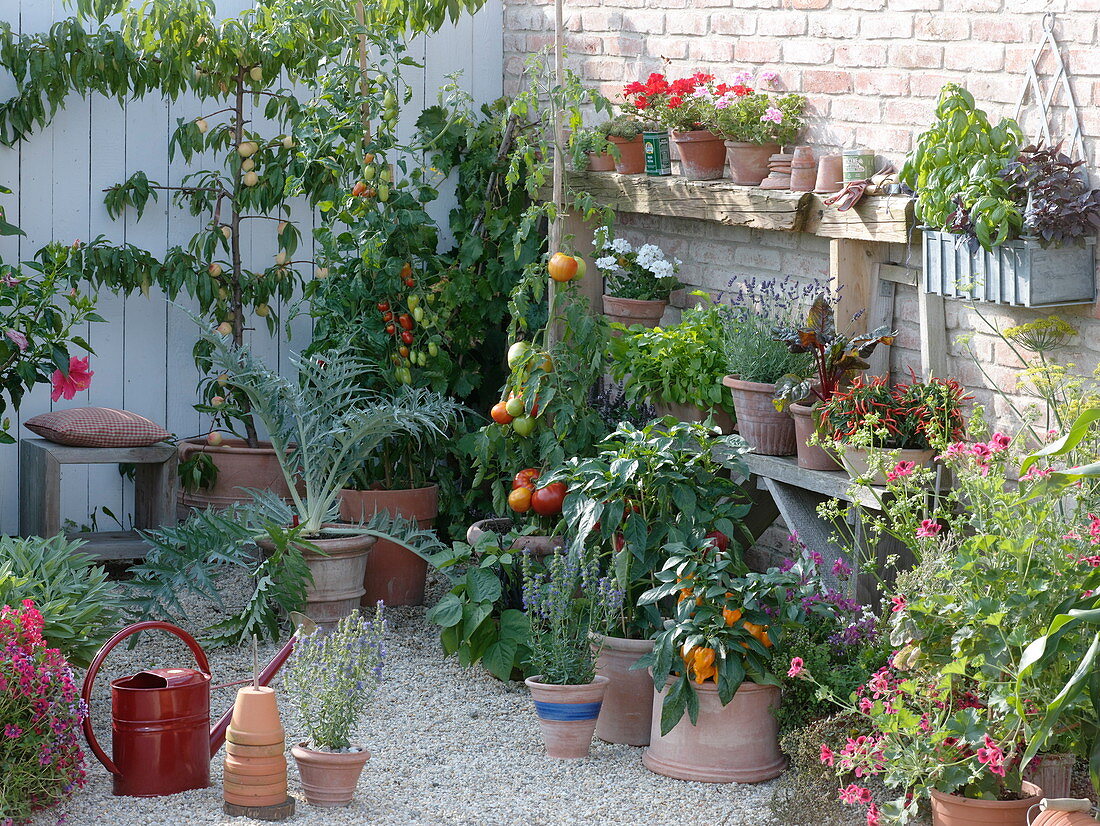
[39,568,786,826]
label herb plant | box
[594,225,682,302]
[1002,141,1100,247]
[522,550,623,685]
[599,115,647,141]
[722,276,817,385]
[608,298,734,415]
[284,605,386,751]
[0,601,87,826]
[568,127,616,170]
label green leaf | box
[426,593,463,628]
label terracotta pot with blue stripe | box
[525,675,610,759]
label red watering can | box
[81,617,312,798]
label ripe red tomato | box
[352,181,368,197]
[377,301,390,312]
[491,402,513,425]
[398,314,414,330]
[382,311,394,322]
[704,530,729,554]
[400,330,414,345]
[531,482,567,516]
[512,468,540,490]
[400,263,413,279]
[385,323,396,335]
[548,252,578,283]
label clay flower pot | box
[609,135,645,174]
[643,678,785,783]
[259,530,374,626]
[1029,809,1100,826]
[790,402,841,470]
[525,675,610,759]
[177,437,293,518]
[586,152,616,172]
[651,398,735,435]
[339,485,438,607]
[839,446,937,486]
[724,141,780,186]
[1024,752,1076,800]
[593,635,654,746]
[291,743,371,808]
[465,518,564,559]
[223,687,289,808]
[670,129,726,180]
[602,295,667,331]
[929,781,1041,826]
[723,376,796,455]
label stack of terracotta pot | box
[759,152,792,190]
[223,686,294,819]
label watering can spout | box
[208,613,317,757]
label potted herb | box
[599,115,648,174]
[609,297,735,432]
[594,225,682,329]
[721,276,817,455]
[286,606,386,807]
[773,295,895,470]
[711,71,805,185]
[522,550,622,759]
[623,72,727,180]
[904,84,1098,306]
[637,542,840,782]
[569,126,617,172]
[815,375,970,485]
[542,419,752,746]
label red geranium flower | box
[670,77,697,94]
[667,95,684,108]
[634,95,650,109]
[624,81,645,95]
[715,83,731,95]
[732,84,753,97]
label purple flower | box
[4,724,22,738]
[832,558,852,577]
[758,70,779,82]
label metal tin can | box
[643,131,672,176]
[842,149,876,182]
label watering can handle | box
[81,621,212,777]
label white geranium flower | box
[595,256,619,272]
[647,259,674,278]
[609,237,631,254]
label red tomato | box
[531,482,567,516]
[704,530,730,554]
[377,301,390,312]
[398,314,414,331]
[491,402,513,425]
[385,323,396,335]
[382,311,394,322]
[400,330,414,345]
[512,468,541,491]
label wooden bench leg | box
[134,453,179,530]
[19,439,62,538]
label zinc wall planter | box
[923,229,1096,307]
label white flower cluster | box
[635,242,680,277]
[594,225,679,278]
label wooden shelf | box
[742,453,884,510]
[565,170,915,244]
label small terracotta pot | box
[724,141,780,186]
[814,154,844,193]
[643,678,785,783]
[1030,810,1100,826]
[789,145,817,192]
[593,635,655,746]
[670,130,726,180]
[723,376,796,455]
[839,446,936,486]
[339,485,438,607]
[222,778,289,808]
[587,152,616,172]
[224,754,287,777]
[177,438,293,518]
[465,518,564,558]
[602,295,667,331]
[226,741,285,758]
[259,530,375,626]
[223,770,287,787]
[525,675,610,759]
[790,402,841,470]
[929,781,1041,826]
[291,743,371,808]
[1024,752,1076,800]
[651,398,735,435]
[609,135,645,174]
[226,686,284,746]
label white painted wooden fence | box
[0,0,503,535]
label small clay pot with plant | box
[599,115,649,174]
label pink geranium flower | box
[976,734,1006,777]
[820,744,835,766]
[866,803,882,826]
[890,595,906,613]
[839,784,873,805]
[50,356,93,402]
[761,106,784,124]
[916,519,942,539]
[988,432,1011,452]
[787,657,805,678]
[886,460,915,482]
[5,329,27,351]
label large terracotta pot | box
[465,518,563,558]
[839,446,937,486]
[259,530,374,626]
[643,678,785,783]
[592,635,654,746]
[291,743,371,808]
[723,376,796,455]
[790,402,841,470]
[525,675,609,759]
[602,295,666,330]
[339,485,438,607]
[1024,752,1076,800]
[670,130,726,180]
[652,398,735,435]
[929,781,1042,826]
[609,135,645,174]
[724,141,780,186]
[177,438,293,518]
[587,152,616,172]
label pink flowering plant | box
[709,71,805,145]
[0,239,101,443]
[0,600,87,825]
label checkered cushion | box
[24,408,171,448]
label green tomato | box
[379,167,392,183]
[505,396,525,418]
[506,341,530,369]
[511,416,536,437]
[427,341,439,357]
[363,164,377,181]
[412,306,424,323]
[407,294,420,310]
[378,185,390,203]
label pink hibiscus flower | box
[50,356,93,402]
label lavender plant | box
[284,605,386,751]
[721,276,817,385]
[522,551,623,685]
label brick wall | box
[505,1,1100,428]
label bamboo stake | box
[546,0,565,345]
